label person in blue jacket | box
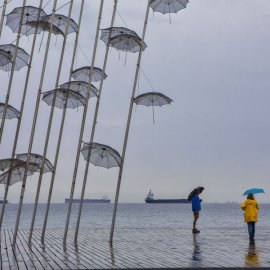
[191,191,202,233]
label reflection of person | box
[191,191,202,233]
[240,193,259,240]
[192,234,201,262]
[245,240,260,267]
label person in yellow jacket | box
[240,193,259,240]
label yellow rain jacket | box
[240,199,259,223]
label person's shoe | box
[192,229,200,234]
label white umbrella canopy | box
[72,66,107,83]
[100,26,139,46]
[59,81,98,99]
[25,20,64,36]
[0,163,40,186]
[42,88,86,109]
[150,0,189,14]
[6,6,47,35]
[0,158,26,173]
[16,153,54,173]
[109,33,147,53]
[0,103,20,119]
[43,13,78,35]
[81,142,122,169]
[0,44,30,71]
[0,49,12,68]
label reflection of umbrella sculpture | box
[0,49,12,69]
[0,164,40,186]
[81,142,122,169]
[16,153,54,173]
[0,103,20,119]
[59,81,98,99]
[6,6,47,35]
[134,92,173,124]
[25,20,64,36]
[43,14,78,34]
[42,89,86,109]
[100,26,139,46]
[243,188,265,196]
[72,66,107,83]
[0,44,30,71]
[150,0,189,14]
[109,34,147,53]
[188,187,204,201]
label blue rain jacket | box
[192,195,201,212]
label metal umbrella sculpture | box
[11,0,59,247]
[60,81,98,99]
[110,0,188,244]
[42,88,87,109]
[6,6,47,36]
[63,0,105,246]
[133,92,173,124]
[16,153,54,174]
[25,20,64,36]
[26,1,78,244]
[0,49,12,69]
[0,44,30,71]
[150,0,189,23]
[109,34,147,53]
[0,103,20,119]
[0,158,25,172]
[100,26,139,46]
[0,164,40,186]
[81,142,121,169]
[0,0,46,231]
[72,66,107,83]
[0,0,8,37]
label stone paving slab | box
[1,227,270,269]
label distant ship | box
[65,195,110,203]
[0,198,8,204]
[145,190,190,204]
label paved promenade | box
[1,227,270,269]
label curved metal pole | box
[0,1,27,144]
[74,0,118,244]
[63,0,104,246]
[0,0,44,231]
[0,0,8,38]
[28,0,75,244]
[41,0,85,244]
[109,0,151,245]
[12,0,58,248]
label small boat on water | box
[65,195,110,203]
[145,190,190,204]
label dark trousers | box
[247,222,255,238]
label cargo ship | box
[145,190,190,204]
[0,198,8,204]
[65,195,110,203]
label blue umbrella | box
[243,188,265,196]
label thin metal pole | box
[0,0,7,38]
[28,0,74,244]
[12,0,58,248]
[63,0,104,246]
[41,0,85,244]
[74,0,118,244]
[0,1,27,144]
[0,0,45,231]
[109,0,151,245]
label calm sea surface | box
[2,203,270,230]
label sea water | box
[2,203,270,230]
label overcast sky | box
[0,0,270,203]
